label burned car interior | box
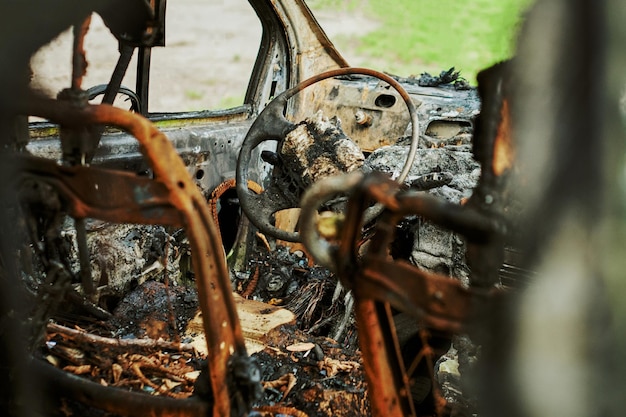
[1,0,624,417]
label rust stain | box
[71,15,91,90]
[492,99,515,176]
[209,178,263,232]
[241,264,261,299]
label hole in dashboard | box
[374,94,397,108]
[216,187,241,253]
[425,120,472,139]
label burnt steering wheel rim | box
[236,67,420,243]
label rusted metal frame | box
[323,173,412,417]
[330,171,504,417]
[352,63,511,417]
[67,15,96,296]
[71,15,91,91]
[362,172,501,245]
[299,173,437,417]
[58,22,99,165]
[356,259,481,334]
[393,192,499,243]
[353,296,416,417]
[21,95,250,417]
[5,154,184,227]
[299,170,364,269]
[336,173,502,319]
[209,178,264,233]
[300,170,507,416]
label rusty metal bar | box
[101,44,135,106]
[20,94,250,417]
[71,15,91,91]
[67,11,94,296]
[2,154,184,227]
[357,257,498,333]
[300,166,508,417]
[325,172,415,417]
[299,170,364,270]
[354,298,416,417]
[330,172,504,322]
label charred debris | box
[0,1,541,417]
[2,0,622,415]
[2,67,497,417]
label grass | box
[309,0,535,84]
[218,95,245,109]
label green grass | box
[308,0,361,11]
[218,95,244,109]
[310,0,534,84]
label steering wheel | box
[236,67,420,242]
[87,84,141,113]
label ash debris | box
[417,67,472,90]
[108,280,199,340]
[281,110,365,188]
[233,246,358,348]
[253,324,369,417]
[22,103,481,417]
[393,67,472,90]
[364,143,480,285]
[233,127,482,415]
[435,335,480,415]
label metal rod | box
[71,15,92,91]
[102,43,135,106]
[136,46,152,116]
[74,217,94,296]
